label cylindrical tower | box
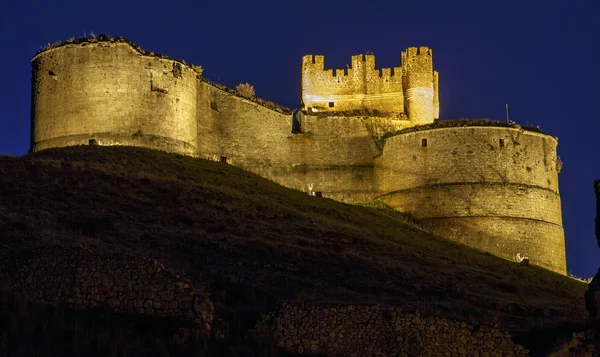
[402,47,437,125]
[375,124,566,274]
[31,39,198,156]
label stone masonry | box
[0,245,213,334]
[253,303,529,357]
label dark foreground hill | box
[0,146,591,356]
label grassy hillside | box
[0,146,589,356]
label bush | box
[190,64,203,76]
[556,156,563,174]
[235,83,255,99]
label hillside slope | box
[0,146,589,356]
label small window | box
[315,191,322,197]
[499,138,505,147]
[220,156,227,163]
[210,101,218,111]
[328,102,334,108]
[421,138,427,147]
[89,139,97,145]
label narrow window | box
[210,101,218,111]
[499,138,505,147]
[220,156,227,163]
[329,102,335,108]
[292,109,301,133]
[421,138,427,147]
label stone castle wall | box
[375,126,565,273]
[29,38,566,274]
[254,114,380,203]
[194,82,380,202]
[199,81,293,165]
[31,41,198,156]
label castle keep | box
[30,36,566,274]
[301,47,439,123]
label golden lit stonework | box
[301,47,439,125]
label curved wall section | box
[375,126,565,273]
[31,42,198,156]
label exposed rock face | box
[588,180,600,323]
[549,328,600,357]
[0,245,213,334]
[587,269,600,323]
[554,181,600,355]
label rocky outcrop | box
[549,328,600,357]
[554,180,600,355]
[588,180,600,323]
[0,245,213,334]
[586,269,600,323]
[253,303,529,357]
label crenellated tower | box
[401,47,439,124]
[302,47,439,125]
[301,54,405,115]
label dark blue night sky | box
[1,0,598,278]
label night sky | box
[1,0,598,278]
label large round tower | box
[30,38,198,156]
[375,123,565,274]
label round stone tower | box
[375,124,566,274]
[402,47,439,125]
[30,38,198,156]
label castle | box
[30,36,566,274]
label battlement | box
[302,48,438,124]
[401,46,432,62]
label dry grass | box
[0,145,589,355]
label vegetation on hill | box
[0,146,588,356]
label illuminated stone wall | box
[301,47,439,124]
[247,114,382,203]
[31,41,198,156]
[198,82,293,165]
[195,88,385,202]
[375,126,565,274]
